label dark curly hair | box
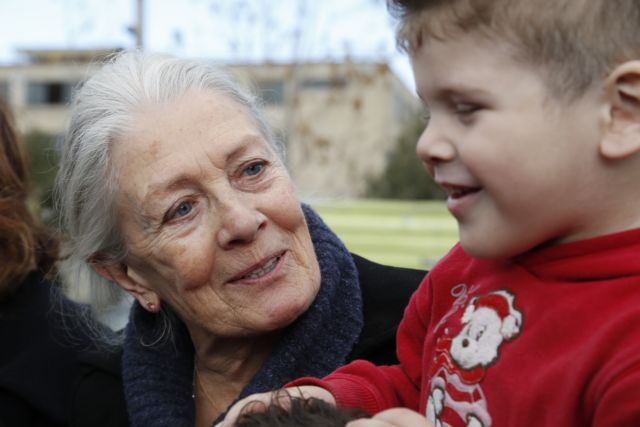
[234,391,369,427]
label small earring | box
[146,301,156,311]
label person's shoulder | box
[56,289,130,425]
[0,272,73,358]
[0,273,129,426]
[0,271,56,315]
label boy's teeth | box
[450,187,478,198]
[242,256,280,280]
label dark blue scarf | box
[122,204,363,426]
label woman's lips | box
[229,251,287,283]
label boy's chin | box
[459,239,525,260]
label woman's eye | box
[172,201,193,219]
[244,161,265,177]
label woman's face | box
[111,89,320,338]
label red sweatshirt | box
[290,229,640,426]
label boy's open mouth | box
[443,184,482,199]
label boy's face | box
[412,34,606,259]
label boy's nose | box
[416,124,456,169]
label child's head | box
[389,0,640,100]
[233,392,368,427]
[388,0,640,259]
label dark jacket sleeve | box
[347,254,426,365]
[71,348,129,427]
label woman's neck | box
[193,370,228,426]
[190,328,282,427]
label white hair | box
[54,50,283,344]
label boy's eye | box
[244,161,265,177]
[419,104,431,125]
[454,103,481,115]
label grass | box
[309,199,459,270]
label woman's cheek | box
[148,220,216,293]
[267,177,304,224]
[172,239,218,292]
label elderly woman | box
[0,100,128,425]
[55,51,423,427]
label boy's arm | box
[287,274,433,415]
[286,362,418,416]
[594,365,640,426]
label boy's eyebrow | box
[419,84,490,104]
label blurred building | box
[0,49,116,135]
[0,48,420,198]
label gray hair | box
[55,50,283,344]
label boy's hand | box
[347,408,435,427]
[215,385,336,427]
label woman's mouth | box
[242,256,281,279]
[233,252,286,282]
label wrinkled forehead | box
[114,89,257,154]
[132,88,250,128]
[108,89,268,198]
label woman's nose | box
[216,195,267,248]
[416,122,456,169]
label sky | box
[0,0,416,90]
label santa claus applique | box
[427,290,523,427]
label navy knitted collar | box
[122,204,363,427]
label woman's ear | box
[89,254,161,313]
[600,60,640,159]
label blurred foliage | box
[23,131,59,223]
[366,117,446,200]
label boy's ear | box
[89,254,161,313]
[600,60,640,159]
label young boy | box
[222,0,640,425]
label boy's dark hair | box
[387,0,640,100]
[233,391,369,427]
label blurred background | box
[0,0,456,269]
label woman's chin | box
[261,295,315,331]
